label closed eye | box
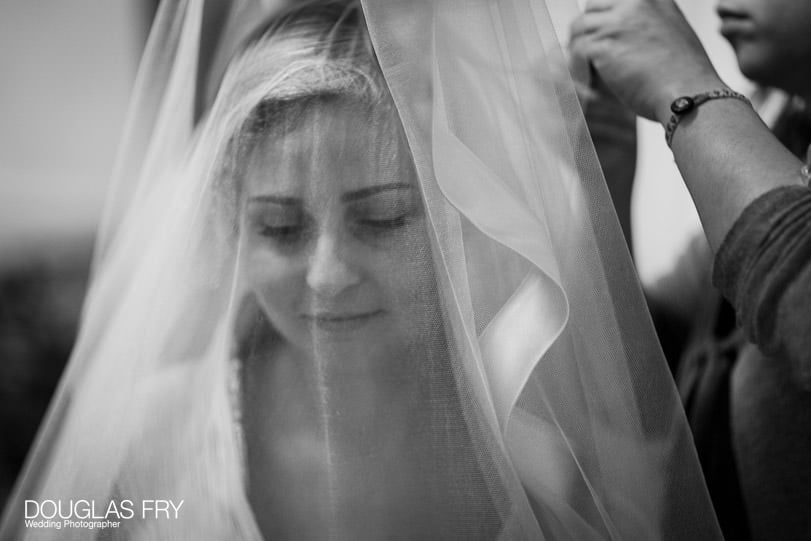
[255,224,307,245]
[258,224,302,236]
[356,215,409,229]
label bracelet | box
[664,89,751,147]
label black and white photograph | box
[1,0,808,539]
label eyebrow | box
[341,183,412,202]
[247,183,413,206]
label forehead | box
[242,99,417,198]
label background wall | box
[0,0,146,255]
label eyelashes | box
[246,189,423,250]
[250,205,308,246]
[256,224,307,245]
[346,197,418,237]
[251,212,414,247]
[349,214,413,242]
[355,215,410,229]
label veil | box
[0,0,722,539]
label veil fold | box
[364,1,720,538]
[1,0,722,539]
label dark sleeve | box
[712,185,811,389]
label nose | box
[305,231,361,298]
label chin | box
[734,45,792,89]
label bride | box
[1,0,722,539]
[230,8,491,536]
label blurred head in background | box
[716,0,811,96]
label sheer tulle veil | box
[1,0,722,539]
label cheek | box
[242,247,303,316]
[747,10,811,63]
[375,225,439,319]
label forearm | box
[571,0,811,377]
[665,97,805,252]
[712,186,811,388]
[571,0,806,251]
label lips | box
[716,5,748,20]
[716,6,754,40]
[301,309,384,331]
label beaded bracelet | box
[664,89,751,147]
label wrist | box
[664,89,751,147]
[655,76,729,126]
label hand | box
[570,0,726,125]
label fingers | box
[570,10,617,77]
[583,0,614,13]
[569,23,599,66]
[570,11,614,41]
[570,14,589,40]
[585,0,663,13]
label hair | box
[227,0,391,135]
[208,0,407,218]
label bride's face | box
[239,100,439,364]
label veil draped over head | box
[1,0,722,539]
